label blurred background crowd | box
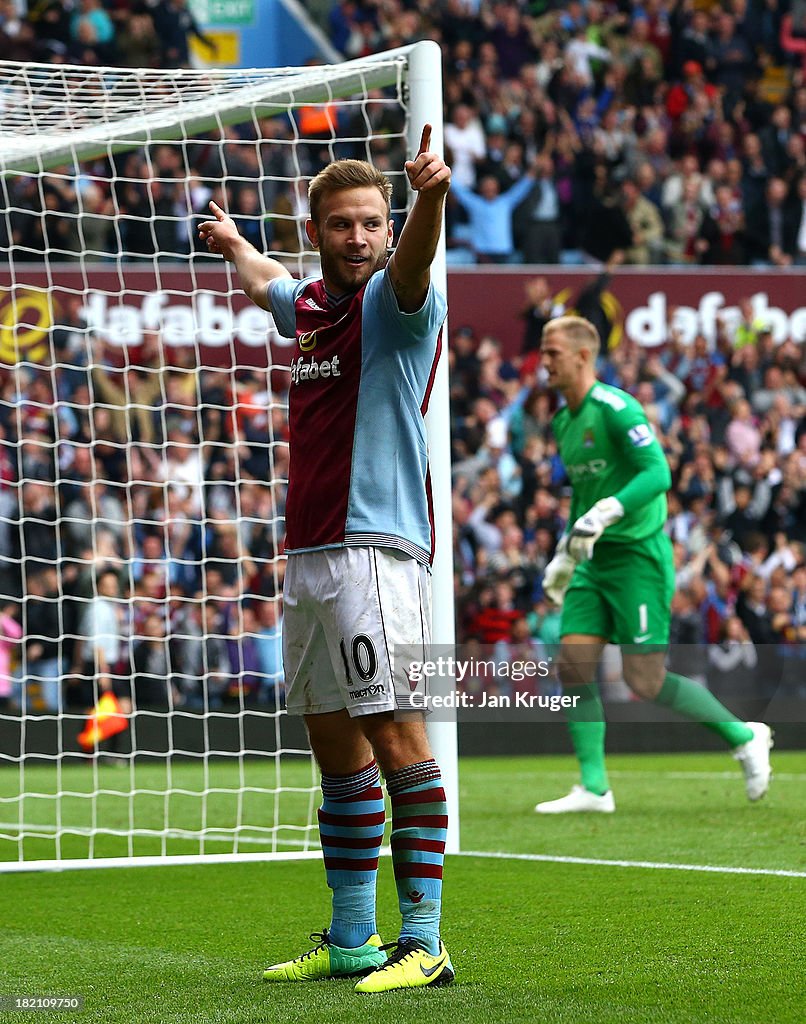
[8,0,806,265]
[0,322,287,715]
[340,0,806,267]
[0,0,804,718]
[448,273,806,702]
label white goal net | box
[0,42,455,872]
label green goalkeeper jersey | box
[552,382,671,545]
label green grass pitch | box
[1,751,804,1024]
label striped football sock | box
[387,759,447,956]
[318,760,385,949]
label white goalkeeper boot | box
[733,722,773,801]
[535,784,615,814]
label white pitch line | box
[607,770,806,782]
[1,838,804,878]
[0,822,315,848]
[457,850,806,879]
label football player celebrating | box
[199,126,453,991]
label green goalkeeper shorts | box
[560,531,675,645]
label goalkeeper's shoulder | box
[589,382,646,421]
[591,381,659,451]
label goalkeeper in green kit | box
[536,316,772,813]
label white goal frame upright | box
[0,41,458,872]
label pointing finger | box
[417,124,432,157]
[209,200,225,221]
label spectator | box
[19,482,59,574]
[19,568,64,714]
[254,598,284,704]
[620,176,665,264]
[0,601,21,712]
[760,105,795,178]
[231,185,271,253]
[519,277,558,354]
[117,11,160,67]
[744,176,798,266]
[444,104,486,190]
[709,11,754,105]
[63,479,130,558]
[668,587,707,686]
[520,154,563,264]
[90,358,164,446]
[70,569,128,712]
[450,168,537,263]
[696,185,746,264]
[466,580,524,645]
[733,297,767,350]
[69,0,115,62]
[677,10,710,73]
[485,3,536,80]
[147,0,216,68]
[665,175,708,263]
[707,616,759,700]
[725,399,763,469]
[132,614,175,709]
[157,428,205,517]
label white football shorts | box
[282,546,431,717]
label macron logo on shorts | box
[348,684,385,701]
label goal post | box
[0,47,422,174]
[0,41,458,872]
[405,43,460,855]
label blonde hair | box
[542,315,601,361]
[308,160,393,226]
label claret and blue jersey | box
[269,269,447,565]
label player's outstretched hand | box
[542,536,576,606]
[567,497,625,562]
[198,201,243,261]
[405,124,451,199]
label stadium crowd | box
[0,0,805,717]
[8,0,806,266]
[0,0,216,69]
[448,273,806,701]
[0,326,287,714]
[332,0,806,267]
[2,268,803,718]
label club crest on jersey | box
[582,428,595,448]
[298,329,318,352]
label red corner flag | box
[78,692,128,751]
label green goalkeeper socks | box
[655,673,754,748]
[566,683,610,796]
[564,674,753,796]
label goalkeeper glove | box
[567,497,625,562]
[542,536,577,605]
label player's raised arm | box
[198,201,291,310]
[387,124,451,313]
